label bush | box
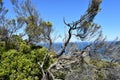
[0,47,54,79]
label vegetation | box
[0,0,120,80]
[0,0,54,79]
[0,35,55,79]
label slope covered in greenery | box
[0,35,55,80]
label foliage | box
[0,41,5,53]
[64,58,120,80]
[10,0,53,44]
[1,0,120,80]
[0,0,55,79]
[0,38,55,79]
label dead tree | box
[57,0,102,58]
[47,0,103,79]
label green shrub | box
[0,47,55,79]
[0,41,5,53]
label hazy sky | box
[4,0,120,42]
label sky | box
[3,0,120,42]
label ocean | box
[40,42,89,52]
[39,41,120,61]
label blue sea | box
[40,42,89,52]
[39,41,120,61]
[40,41,120,53]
